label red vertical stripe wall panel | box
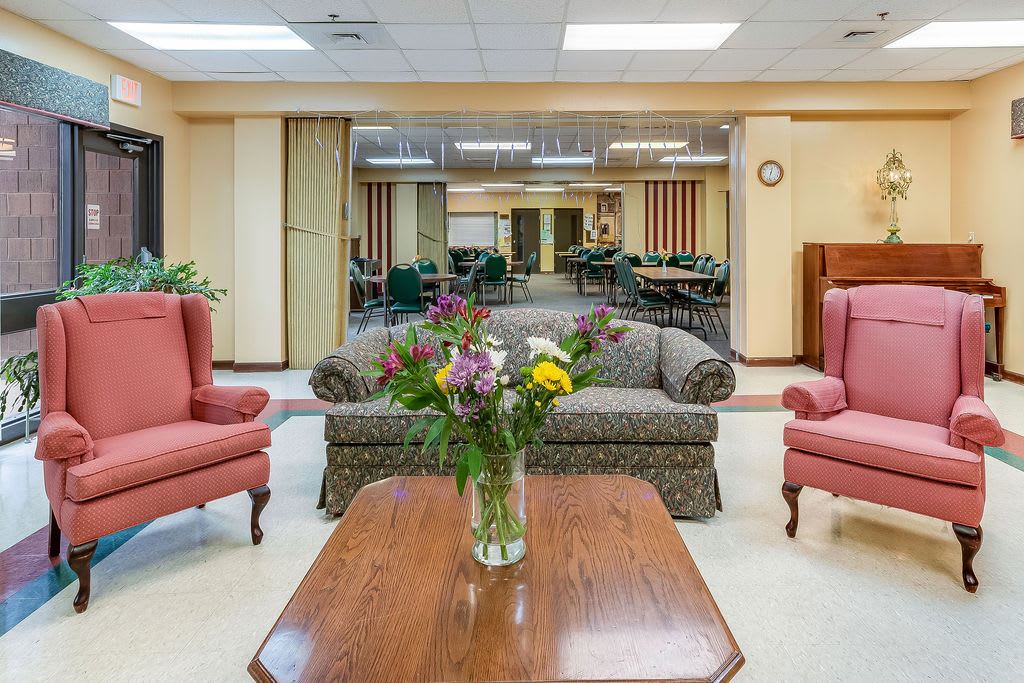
[690,181,696,255]
[645,180,698,254]
[365,183,396,272]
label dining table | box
[632,266,716,335]
[368,272,457,326]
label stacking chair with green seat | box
[642,251,661,264]
[619,259,670,325]
[624,252,642,267]
[386,264,427,325]
[677,251,695,270]
[509,251,536,303]
[666,253,680,268]
[583,251,605,296]
[690,259,730,337]
[455,260,480,299]
[447,253,458,276]
[481,253,508,305]
[413,258,438,274]
[350,261,385,334]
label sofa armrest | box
[191,385,270,424]
[34,411,93,462]
[949,394,1003,447]
[309,327,390,403]
[782,377,847,417]
[660,327,736,405]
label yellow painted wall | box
[704,165,730,261]
[0,8,191,259]
[622,183,645,254]
[789,117,953,352]
[189,119,235,361]
[951,60,1024,376]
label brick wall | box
[85,150,134,263]
[0,108,59,294]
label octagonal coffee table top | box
[249,475,743,682]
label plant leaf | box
[403,416,434,451]
[421,416,446,454]
[455,454,470,496]
[438,420,452,470]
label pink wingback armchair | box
[35,292,272,612]
[781,284,1003,592]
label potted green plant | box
[0,351,39,443]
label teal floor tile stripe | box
[985,446,1024,473]
[0,408,324,637]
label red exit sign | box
[111,75,142,107]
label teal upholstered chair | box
[642,252,661,264]
[618,258,669,325]
[678,251,695,270]
[386,264,426,324]
[510,251,536,303]
[350,261,384,334]
[583,251,605,296]
[691,260,730,337]
[482,253,507,305]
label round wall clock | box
[758,160,784,186]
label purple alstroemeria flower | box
[594,304,613,320]
[607,329,628,344]
[576,314,594,335]
[409,344,434,363]
[427,294,467,324]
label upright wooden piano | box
[802,243,1006,379]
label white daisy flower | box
[485,337,503,347]
[527,336,572,363]
[489,349,508,371]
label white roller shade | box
[448,212,495,247]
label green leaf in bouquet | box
[466,445,482,481]
[403,416,434,451]
[421,416,447,454]
[397,393,434,410]
[500,429,517,455]
[438,420,452,470]
[405,323,418,347]
[455,453,470,496]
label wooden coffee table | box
[249,476,743,682]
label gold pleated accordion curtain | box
[285,117,351,369]
[417,183,448,272]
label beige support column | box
[233,116,286,368]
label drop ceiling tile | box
[773,48,868,69]
[752,0,862,21]
[260,0,376,23]
[621,69,693,82]
[566,0,669,22]
[486,71,555,81]
[0,0,92,20]
[277,71,352,81]
[41,20,153,49]
[843,0,962,21]
[721,21,831,49]
[888,68,972,81]
[843,48,949,69]
[701,48,789,70]
[629,50,713,70]
[755,69,831,81]
[800,20,925,49]
[404,50,482,71]
[917,48,1024,70]
[61,0,187,21]
[820,68,902,80]
[939,1,1024,20]
[475,23,562,50]
[154,70,212,80]
[346,71,420,81]
[208,71,283,81]
[555,70,624,82]
[171,50,267,71]
[416,71,487,82]
[324,49,411,71]
[364,0,469,23]
[105,49,193,71]
[385,24,478,50]
[688,69,762,81]
[246,50,338,70]
[482,49,557,71]
[160,0,282,22]
[656,0,770,22]
[469,0,567,23]
[556,51,635,71]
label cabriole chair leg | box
[248,485,271,545]
[952,523,982,593]
[68,540,98,613]
[782,481,803,538]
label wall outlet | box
[968,231,975,243]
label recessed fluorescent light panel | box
[447,187,486,192]
[366,157,434,166]
[530,156,594,166]
[608,141,689,150]
[109,23,312,50]
[456,142,531,151]
[720,124,730,129]
[481,183,524,188]
[563,23,740,51]
[568,183,609,187]
[658,155,727,163]
[885,21,1024,48]
[603,188,622,192]
[524,186,564,192]
[353,126,394,131]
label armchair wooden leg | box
[248,485,271,546]
[782,482,803,538]
[68,541,98,613]
[49,509,61,558]
[952,524,982,593]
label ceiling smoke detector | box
[843,30,879,42]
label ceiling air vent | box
[331,33,368,45]
[842,31,879,42]
[288,22,394,50]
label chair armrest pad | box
[950,395,1003,447]
[782,377,847,414]
[191,385,270,424]
[660,327,736,405]
[34,412,93,461]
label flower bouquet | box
[365,294,630,566]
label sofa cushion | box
[539,387,717,443]
[784,409,981,487]
[66,420,271,502]
[325,399,446,444]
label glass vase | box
[471,448,526,566]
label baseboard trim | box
[732,351,798,367]
[987,362,1023,385]
[213,360,290,373]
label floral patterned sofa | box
[308,308,736,518]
